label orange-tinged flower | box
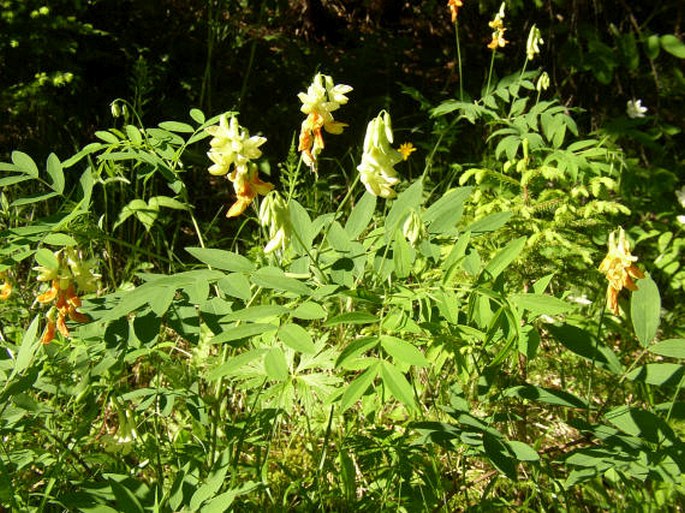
[447,0,463,23]
[598,227,645,315]
[57,312,70,338]
[35,249,96,344]
[41,319,56,345]
[297,73,352,171]
[37,280,59,303]
[226,167,274,218]
[487,2,508,51]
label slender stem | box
[238,0,267,109]
[200,0,215,111]
[485,50,497,97]
[423,118,458,180]
[189,211,206,248]
[454,20,464,101]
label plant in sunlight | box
[34,246,99,343]
[297,72,353,172]
[357,110,403,198]
[206,113,273,217]
[2,3,685,511]
[259,190,291,254]
[598,226,645,315]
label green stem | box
[423,118,458,180]
[485,50,497,97]
[200,0,215,111]
[454,20,464,101]
[238,0,267,110]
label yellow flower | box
[34,249,95,344]
[297,73,352,171]
[0,272,11,300]
[526,24,543,60]
[487,2,508,51]
[598,227,645,315]
[259,191,291,254]
[226,165,274,218]
[206,114,266,177]
[357,111,402,199]
[536,71,550,92]
[65,247,100,293]
[447,0,463,23]
[398,142,417,161]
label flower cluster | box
[35,247,99,344]
[598,227,645,315]
[205,114,274,217]
[526,24,543,60]
[357,111,403,199]
[259,192,291,254]
[536,71,550,92]
[447,0,463,23]
[487,2,508,51]
[298,73,353,171]
[205,74,413,257]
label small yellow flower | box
[398,142,417,161]
[598,227,645,315]
[0,272,12,300]
[487,2,508,51]
[447,0,463,23]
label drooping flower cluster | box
[259,191,291,254]
[536,71,550,92]
[206,114,274,217]
[526,24,543,60]
[35,247,99,344]
[297,73,353,171]
[447,0,463,23]
[357,111,402,199]
[487,2,508,51]
[598,227,645,315]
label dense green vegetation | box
[1,1,684,511]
